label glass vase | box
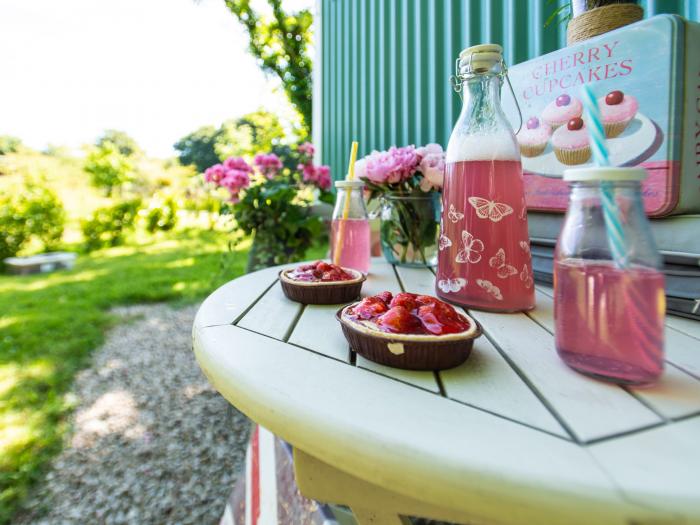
[379,193,440,267]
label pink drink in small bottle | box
[331,218,370,274]
[438,158,535,311]
[554,260,665,385]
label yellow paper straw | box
[333,141,358,265]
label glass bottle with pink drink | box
[331,180,370,274]
[437,44,535,312]
[554,167,665,385]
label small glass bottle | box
[554,167,665,385]
[437,44,535,312]
[331,180,371,274]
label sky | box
[0,0,309,157]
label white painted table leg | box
[293,448,473,525]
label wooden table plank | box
[237,281,302,341]
[362,258,402,297]
[195,324,642,525]
[289,304,351,362]
[469,310,661,442]
[529,289,555,332]
[397,266,567,436]
[393,265,435,295]
[664,327,700,379]
[440,337,568,438]
[193,266,282,329]
[628,364,700,420]
[665,315,700,341]
[355,355,440,393]
[588,417,700,517]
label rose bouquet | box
[204,142,332,271]
[356,144,445,266]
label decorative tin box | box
[503,15,700,217]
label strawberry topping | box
[289,261,355,282]
[346,291,471,335]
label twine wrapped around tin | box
[567,3,644,44]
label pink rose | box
[359,145,420,185]
[419,152,445,191]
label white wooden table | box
[193,258,700,525]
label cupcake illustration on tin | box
[552,117,591,165]
[541,94,583,130]
[598,90,638,138]
[517,116,551,157]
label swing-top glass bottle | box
[437,44,535,312]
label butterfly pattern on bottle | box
[520,264,533,289]
[447,204,464,223]
[519,240,531,257]
[476,279,503,301]
[437,277,467,293]
[455,230,484,264]
[468,197,513,223]
[489,248,518,279]
[519,197,527,221]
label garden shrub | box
[83,142,134,196]
[0,182,66,260]
[143,195,178,233]
[81,199,142,251]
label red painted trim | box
[250,425,260,525]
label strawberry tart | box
[337,292,480,370]
[280,261,365,304]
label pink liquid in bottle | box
[437,159,535,312]
[331,218,370,274]
[554,259,665,385]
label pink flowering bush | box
[253,153,283,179]
[204,156,252,203]
[202,143,332,271]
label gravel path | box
[15,304,250,525]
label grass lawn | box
[0,227,326,524]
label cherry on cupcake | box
[567,117,584,131]
[526,117,540,129]
[605,90,624,105]
[556,94,571,107]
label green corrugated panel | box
[320,0,698,180]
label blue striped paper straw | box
[580,84,629,268]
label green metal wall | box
[319,0,699,179]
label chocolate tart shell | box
[336,306,481,371]
[279,269,366,305]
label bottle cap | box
[563,167,647,182]
[458,44,503,75]
[335,180,364,189]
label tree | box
[0,135,22,155]
[223,0,313,134]
[83,142,134,196]
[173,125,224,174]
[174,109,287,172]
[96,129,141,157]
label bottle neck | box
[461,73,504,126]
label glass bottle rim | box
[335,180,364,189]
[563,166,646,183]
